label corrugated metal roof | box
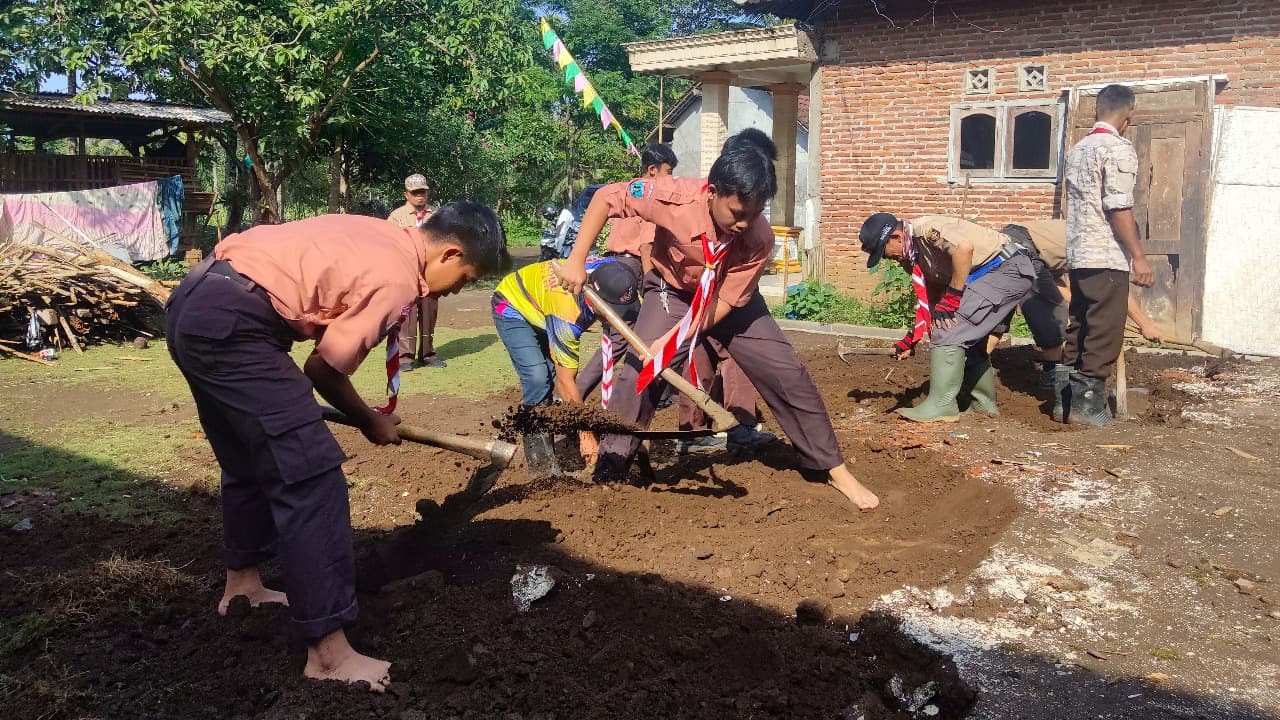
[0,92,231,125]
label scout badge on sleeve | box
[636,233,729,392]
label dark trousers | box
[1064,268,1129,379]
[167,260,356,641]
[597,271,844,471]
[1020,258,1068,349]
[679,340,762,430]
[576,254,643,398]
[398,295,439,362]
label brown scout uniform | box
[590,176,844,474]
[387,203,439,364]
[909,215,1036,352]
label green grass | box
[0,325,520,528]
[1,326,519,404]
[0,415,211,526]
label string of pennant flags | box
[539,17,639,156]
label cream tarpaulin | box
[0,177,182,262]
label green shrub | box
[137,258,188,281]
[779,279,840,320]
[503,217,543,247]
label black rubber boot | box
[1066,372,1112,426]
[1051,366,1071,422]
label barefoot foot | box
[305,629,392,692]
[217,566,289,616]
[828,464,880,510]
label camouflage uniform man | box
[1060,84,1155,425]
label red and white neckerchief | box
[897,220,932,345]
[636,232,730,393]
[412,209,429,226]
[375,305,412,415]
[1089,122,1119,137]
[599,334,614,409]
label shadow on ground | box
[0,432,1274,720]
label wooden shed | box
[0,91,232,248]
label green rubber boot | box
[898,346,965,423]
[963,359,999,415]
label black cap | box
[588,261,641,321]
[859,212,899,269]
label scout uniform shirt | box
[1064,120,1139,272]
[213,215,427,375]
[1020,219,1067,276]
[605,216,655,257]
[592,177,774,307]
[388,203,433,229]
[492,257,617,369]
[910,215,1007,288]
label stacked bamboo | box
[0,229,171,356]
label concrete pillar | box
[698,71,732,176]
[807,68,824,279]
[769,82,804,226]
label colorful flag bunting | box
[538,17,639,156]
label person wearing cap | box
[859,211,1037,422]
[555,128,879,511]
[1061,84,1156,425]
[165,205,509,693]
[388,174,444,371]
[988,219,1165,394]
[491,256,642,475]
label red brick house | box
[626,0,1280,342]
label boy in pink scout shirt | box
[557,129,879,511]
[166,205,508,692]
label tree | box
[4,0,530,221]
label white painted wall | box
[1201,106,1280,356]
[663,87,809,225]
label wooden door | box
[1068,82,1212,340]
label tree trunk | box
[236,126,280,224]
[328,138,348,213]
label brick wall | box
[814,0,1280,297]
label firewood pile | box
[0,229,171,356]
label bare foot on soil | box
[304,629,392,692]
[217,566,289,616]
[828,464,880,510]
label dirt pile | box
[495,402,642,440]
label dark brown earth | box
[494,402,642,440]
[1,331,1275,719]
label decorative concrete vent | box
[964,68,993,94]
[1019,65,1048,92]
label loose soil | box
[494,402,642,440]
[2,327,1275,719]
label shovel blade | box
[522,432,561,479]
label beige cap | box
[404,173,430,191]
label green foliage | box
[780,280,842,321]
[137,258,187,281]
[503,217,544,247]
[4,0,763,218]
[776,276,912,329]
[871,262,915,328]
